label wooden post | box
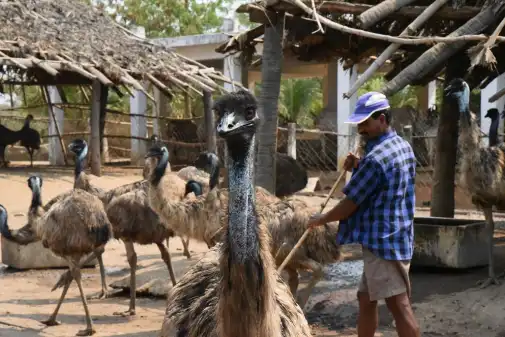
[45,86,68,166]
[203,90,217,153]
[99,84,109,163]
[90,80,102,176]
[287,122,296,159]
[154,87,168,138]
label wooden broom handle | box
[277,166,348,273]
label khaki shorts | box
[358,247,411,301]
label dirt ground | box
[2,162,505,337]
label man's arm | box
[311,157,383,226]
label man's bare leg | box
[357,291,378,337]
[385,292,420,337]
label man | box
[308,92,420,337]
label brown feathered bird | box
[158,89,311,337]
[0,176,112,336]
[446,78,505,288]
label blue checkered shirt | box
[337,129,416,261]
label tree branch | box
[381,3,504,96]
[357,0,418,30]
[284,0,505,45]
[344,0,449,99]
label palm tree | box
[255,16,285,194]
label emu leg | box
[51,247,108,297]
[157,242,177,286]
[296,258,324,310]
[286,267,300,296]
[70,261,96,336]
[28,148,34,167]
[113,241,137,317]
[477,207,499,288]
[88,251,110,300]
[41,269,72,327]
[180,235,191,259]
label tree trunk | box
[358,0,418,29]
[430,52,469,218]
[255,14,285,194]
[381,3,504,96]
[99,84,108,158]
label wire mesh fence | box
[0,101,495,210]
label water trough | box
[412,216,488,269]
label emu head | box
[485,108,499,120]
[0,204,7,228]
[185,180,203,197]
[194,151,219,174]
[27,175,43,191]
[144,144,170,183]
[68,139,88,159]
[214,89,259,141]
[444,78,471,125]
[25,114,34,123]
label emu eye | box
[245,107,255,120]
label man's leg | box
[356,260,378,337]
[385,292,419,337]
[362,249,420,337]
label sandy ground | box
[2,162,505,336]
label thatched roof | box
[217,0,505,100]
[0,0,233,99]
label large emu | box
[446,78,505,288]
[158,89,311,337]
[0,176,112,336]
[0,114,38,167]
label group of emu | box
[0,79,502,336]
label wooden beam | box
[489,87,505,103]
[90,79,102,176]
[239,2,480,21]
[203,90,217,153]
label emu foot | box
[41,318,61,326]
[76,328,96,336]
[477,277,500,289]
[113,309,136,317]
[87,289,111,300]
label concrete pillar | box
[481,73,505,146]
[130,26,148,165]
[337,63,358,163]
[417,80,437,112]
[46,86,65,166]
[321,63,338,132]
[223,55,242,92]
[130,84,148,165]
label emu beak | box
[443,84,453,95]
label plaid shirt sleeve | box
[342,157,383,206]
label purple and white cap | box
[345,92,390,124]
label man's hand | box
[343,152,360,172]
[308,213,326,229]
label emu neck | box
[457,106,479,156]
[151,152,169,186]
[226,134,258,263]
[209,161,220,190]
[219,132,281,337]
[29,186,43,222]
[489,117,499,147]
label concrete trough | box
[412,216,488,269]
[1,236,97,270]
